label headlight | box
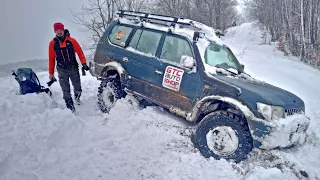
[257,103,284,120]
[272,106,285,120]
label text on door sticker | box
[162,66,184,91]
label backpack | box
[12,68,52,96]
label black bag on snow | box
[12,68,53,96]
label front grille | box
[285,108,304,116]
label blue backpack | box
[12,68,52,96]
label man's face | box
[55,29,64,37]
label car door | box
[122,28,165,98]
[147,34,202,112]
[105,23,137,74]
[105,24,164,97]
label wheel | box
[97,78,125,113]
[193,111,253,163]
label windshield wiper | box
[215,65,239,76]
[226,68,239,75]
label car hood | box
[214,75,304,109]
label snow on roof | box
[148,14,175,21]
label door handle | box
[155,70,163,75]
[123,57,129,62]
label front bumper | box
[248,114,310,149]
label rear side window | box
[128,29,142,49]
[129,29,162,56]
[108,25,133,47]
[160,35,193,64]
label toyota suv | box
[88,10,310,163]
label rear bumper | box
[249,114,310,149]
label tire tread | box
[97,78,124,113]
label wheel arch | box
[194,100,246,123]
[188,95,259,136]
[98,61,129,91]
[100,62,126,79]
[189,96,256,122]
[99,61,126,83]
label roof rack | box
[116,10,222,42]
[116,10,199,29]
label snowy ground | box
[0,22,320,180]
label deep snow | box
[0,22,320,180]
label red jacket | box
[48,36,86,74]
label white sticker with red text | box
[162,66,184,91]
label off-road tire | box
[97,78,125,113]
[192,110,253,163]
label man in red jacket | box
[49,22,89,112]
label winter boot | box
[65,99,76,113]
[74,92,81,105]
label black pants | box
[56,65,82,101]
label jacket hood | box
[54,29,70,42]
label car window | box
[128,29,142,49]
[160,35,193,64]
[108,25,133,47]
[129,29,162,56]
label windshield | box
[205,43,243,74]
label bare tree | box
[244,0,320,69]
[154,0,238,31]
[71,0,153,49]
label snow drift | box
[0,22,320,180]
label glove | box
[49,74,56,81]
[47,74,57,87]
[47,78,57,87]
[82,63,90,71]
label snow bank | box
[0,72,241,180]
[246,167,285,180]
[221,22,320,180]
[1,21,320,179]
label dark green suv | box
[89,10,310,163]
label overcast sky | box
[0,0,245,65]
[0,0,86,65]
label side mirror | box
[181,55,195,69]
[241,64,245,70]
